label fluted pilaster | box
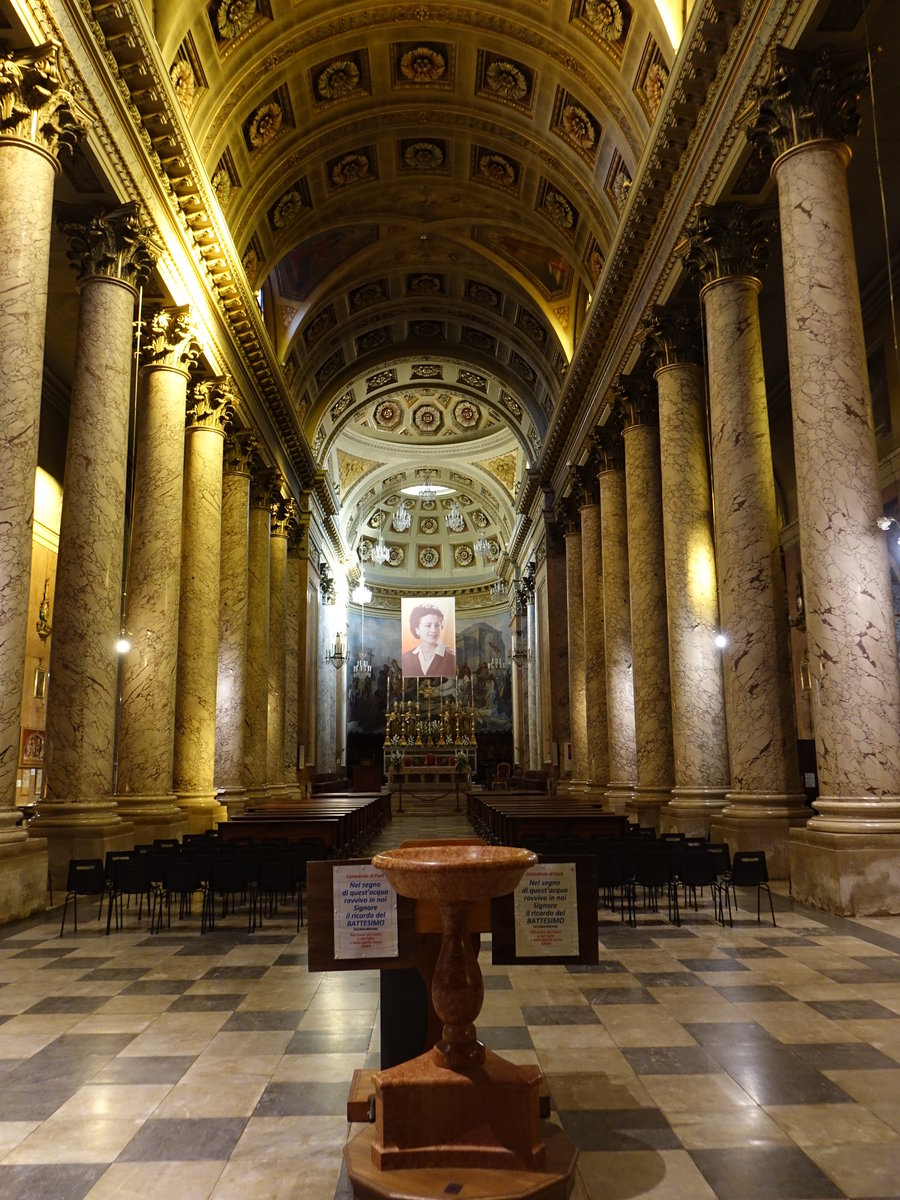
[173,377,235,830]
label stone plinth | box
[790,828,900,916]
[0,840,49,925]
[710,805,810,882]
[33,803,134,891]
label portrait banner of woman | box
[400,597,457,678]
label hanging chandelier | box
[352,570,372,679]
[445,498,464,533]
[419,469,436,505]
[392,500,412,532]
[474,530,490,559]
[370,536,390,565]
[489,577,507,599]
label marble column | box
[564,521,588,788]
[36,205,156,884]
[316,583,340,777]
[643,308,730,835]
[173,378,235,832]
[294,507,312,794]
[0,45,83,916]
[526,588,540,771]
[542,510,571,787]
[267,495,292,796]
[115,308,199,840]
[245,470,276,801]
[620,378,676,829]
[580,499,609,792]
[215,432,257,816]
[684,205,807,876]
[751,47,900,911]
[284,531,301,790]
[511,600,526,771]
[595,431,637,813]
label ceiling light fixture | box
[445,498,464,533]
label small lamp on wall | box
[33,659,46,702]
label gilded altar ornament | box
[36,580,52,641]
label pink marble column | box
[596,433,637,813]
[245,470,276,801]
[173,378,235,832]
[564,523,588,787]
[579,500,609,791]
[116,308,199,837]
[0,46,83,914]
[37,205,156,881]
[685,204,807,876]
[751,47,900,911]
[215,433,257,815]
[267,495,292,795]
[643,309,729,835]
[620,379,676,829]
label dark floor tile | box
[633,972,705,988]
[0,1083,79,1120]
[719,945,786,959]
[46,957,114,970]
[598,932,667,949]
[679,958,749,973]
[714,983,793,1002]
[0,1164,108,1200]
[483,975,512,990]
[285,1030,372,1054]
[121,979,191,995]
[25,996,107,1014]
[788,1042,900,1071]
[253,1081,349,1117]
[477,1026,534,1049]
[221,1009,304,1032]
[80,967,149,980]
[117,1117,247,1161]
[823,968,900,985]
[566,961,629,975]
[690,1146,845,1199]
[170,943,221,957]
[0,1058,18,1078]
[622,1046,721,1075]
[91,1056,196,1084]
[708,1044,854,1105]
[582,988,658,1006]
[201,965,268,980]
[752,935,816,947]
[807,999,899,1021]
[274,952,307,966]
[559,1107,681,1152]
[684,1021,778,1048]
[167,993,246,1013]
[849,956,900,976]
[520,1005,600,1025]
[13,947,72,959]
[648,926,701,939]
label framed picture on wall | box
[20,729,45,768]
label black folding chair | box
[596,853,635,924]
[60,859,111,936]
[676,850,724,924]
[106,854,156,933]
[634,850,679,925]
[725,850,776,926]
[253,853,303,932]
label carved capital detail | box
[223,430,259,476]
[641,306,702,369]
[59,202,158,288]
[617,372,658,429]
[250,466,282,510]
[187,375,238,432]
[270,495,295,538]
[141,306,201,372]
[591,414,625,473]
[0,42,87,158]
[748,45,868,165]
[682,202,777,286]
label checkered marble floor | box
[1,803,900,1199]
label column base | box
[565,778,590,793]
[660,787,728,837]
[805,796,900,834]
[29,801,136,891]
[790,828,900,915]
[215,785,248,818]
[0,837,49,925]
[710,793,810,880]
[244,785,272,809]
[626,786,673,832]
[175,790,228,834]
[112,794,189,847]
[604,782,635,816]
[266,783,303,802]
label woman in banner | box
[401,602,457,678]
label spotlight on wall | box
[115,633,132,654]
[714,633,728,649]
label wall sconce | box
[799,657,811,692]
[33,659,46,701]
[326,630,347,670]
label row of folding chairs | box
[59,836,327,936]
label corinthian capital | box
[250,466,282,510]
[640,306,702,370]
[271,496,296,539]
[748,45,868,166]
[224,430,260,475]
[59,201,158,287]
[682,203,777,286]
[187,375,238,432]
[0,42,88,157]
[591,418,624,473]
[140,306,201,372]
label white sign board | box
[333,864,399,960]
[513,862,579,957]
